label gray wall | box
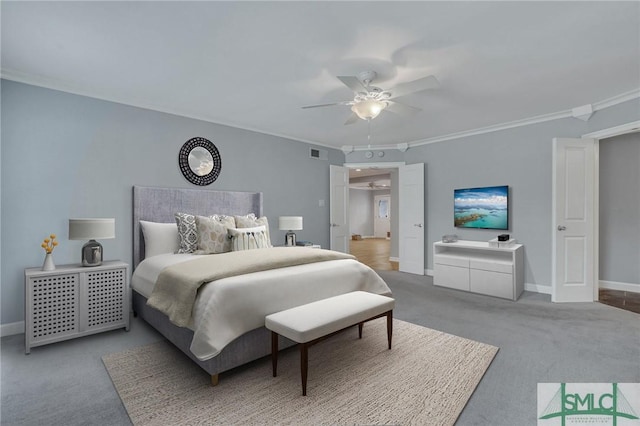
[599,132,640,286]
[1,80,343,325]
[349,188,392,237]
[2,79,638,325]
[349,189,374,236]
[345,99,639,287]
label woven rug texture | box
[102,319,498,425]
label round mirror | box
[188,147,214,176]
[179,137,222,185]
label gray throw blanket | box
[147,247,355,327]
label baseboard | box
[389,257,399,263]
[426,269,433,277]
[1,321,25,337]
[525,283,552,295]
[599,280,640,293]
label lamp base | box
[285,231,297,247]
[82,239,103,267]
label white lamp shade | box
[351,100,387,120]
[69,218,115,240]
[278,216,303,231]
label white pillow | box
[228,225,270,251]
[234,214,272,247]
[140,221,180,258]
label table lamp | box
[68,218,115,266]
[278,216,303,246]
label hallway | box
[349,238,398,271]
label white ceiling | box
[2,2,638,150]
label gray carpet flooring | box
[2,272,638,425]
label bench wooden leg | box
[271,331,278,377]
[211,374,219,386]
[300,343,309,396]
[387,310,393,350]
[274,308,393,396]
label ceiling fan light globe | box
[351,100,387,120]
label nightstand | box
[24,260,130,354]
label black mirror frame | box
[178,137,222,186]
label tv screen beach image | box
[454,185,508,230]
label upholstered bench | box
[265,291,395,396]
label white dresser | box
[433,240,524,300]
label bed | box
[131,185,392,384]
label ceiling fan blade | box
[388,75,439,99]
[337,76,368,93]
[301,101,352,109]
[385,100,422,115]
[344,112,359,125]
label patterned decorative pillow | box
[228,226,270,251]
[175,212,198,253]
[234,214,272,247]
[194,215,235,254]
[176,213,234,253]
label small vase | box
[42,253,55,271]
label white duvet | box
[131,253,392,361]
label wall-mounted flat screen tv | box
[454,185,509,230]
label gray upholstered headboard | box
[132,186,263,268]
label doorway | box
[552,120,640,302]
[348,167,396,270]
[596,130,640,313]
[587,121,640,302]
[331,161,425,274]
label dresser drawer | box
[470,259,513,274]
[434,254,469,268]
[470,269,514,300]
[434,264,470,291]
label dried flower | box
[42,234,58,254]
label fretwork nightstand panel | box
[25,261,130,354]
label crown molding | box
[593,88,640,110]
[3,68,638,151]
[408,110,574,148]
[583,120,640,139]
[407,88,640,149]
[0,69,339,151]
[344,162,405,169]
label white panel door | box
[329,165,349,253]
[552,138,595,302]
[399,163,424,274]
[374,195,391,238]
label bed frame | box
[131,185,294,385]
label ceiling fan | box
[350,179,391,190]
[302,70,439,125]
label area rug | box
[102,319,498,425]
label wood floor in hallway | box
[599,288,640,315]
[349,238,398,271]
